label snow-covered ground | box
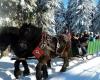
[0,52,100,80]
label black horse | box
[0,23,43,79]
[11,23,43,79]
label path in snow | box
[0,53,100,80]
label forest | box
[0,0,100,35]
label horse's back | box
[12,24,42,58]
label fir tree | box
[37,0,57,35]
[54,0,66,34]
[66,0,95,33]
[92,0,100,32]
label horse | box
[56,33,71,72]
[11,23,43,79]
[0,23,43,79]
[40,32,71,72]
[34,32,71,80]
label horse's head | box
[56,33,71,53]
[57,33,71,43]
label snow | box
[66,0,95,32]
[0,53,100,80]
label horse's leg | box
[42,63,48,79]
[81,46,88,60]
[36,55,48,80]
[60,57,69,72]
[60,45,69,72]
[41,55,49,79]
[21,60,30,76]
[47,59,51,68]
[36,62,48,80]
[14,60,21,79]
[36,63,43,80]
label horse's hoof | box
[43,76,48,80]
[23,70,30,76]
[14,69,22,79]
[60,68,67,72]
[47,64,51,68]
[43,77,48,80]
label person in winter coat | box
[71,32,80,57]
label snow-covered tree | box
[92,0,100,32]
[0,0,66,36]
[0,0,17,26]
[66,0,95,33]
[13,0,37,26]
[54,0,66,34]
[0,0,36,27]
[34,0,48,28]
[35,0,58,36]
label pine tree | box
[92,0,100,32]
[0,0,17,26]
[54,0,66,34]
[66,0,95,33]
[14,0,37,26]
[0,0,36,27]
[36,0,58,35]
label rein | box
[38,32,47,49]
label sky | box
[63,0,68,8]
[63,0,99,8]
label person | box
[89,32,95,41]
[71,32,80,57]
[95,32,100,39]
[78,31,89,59]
